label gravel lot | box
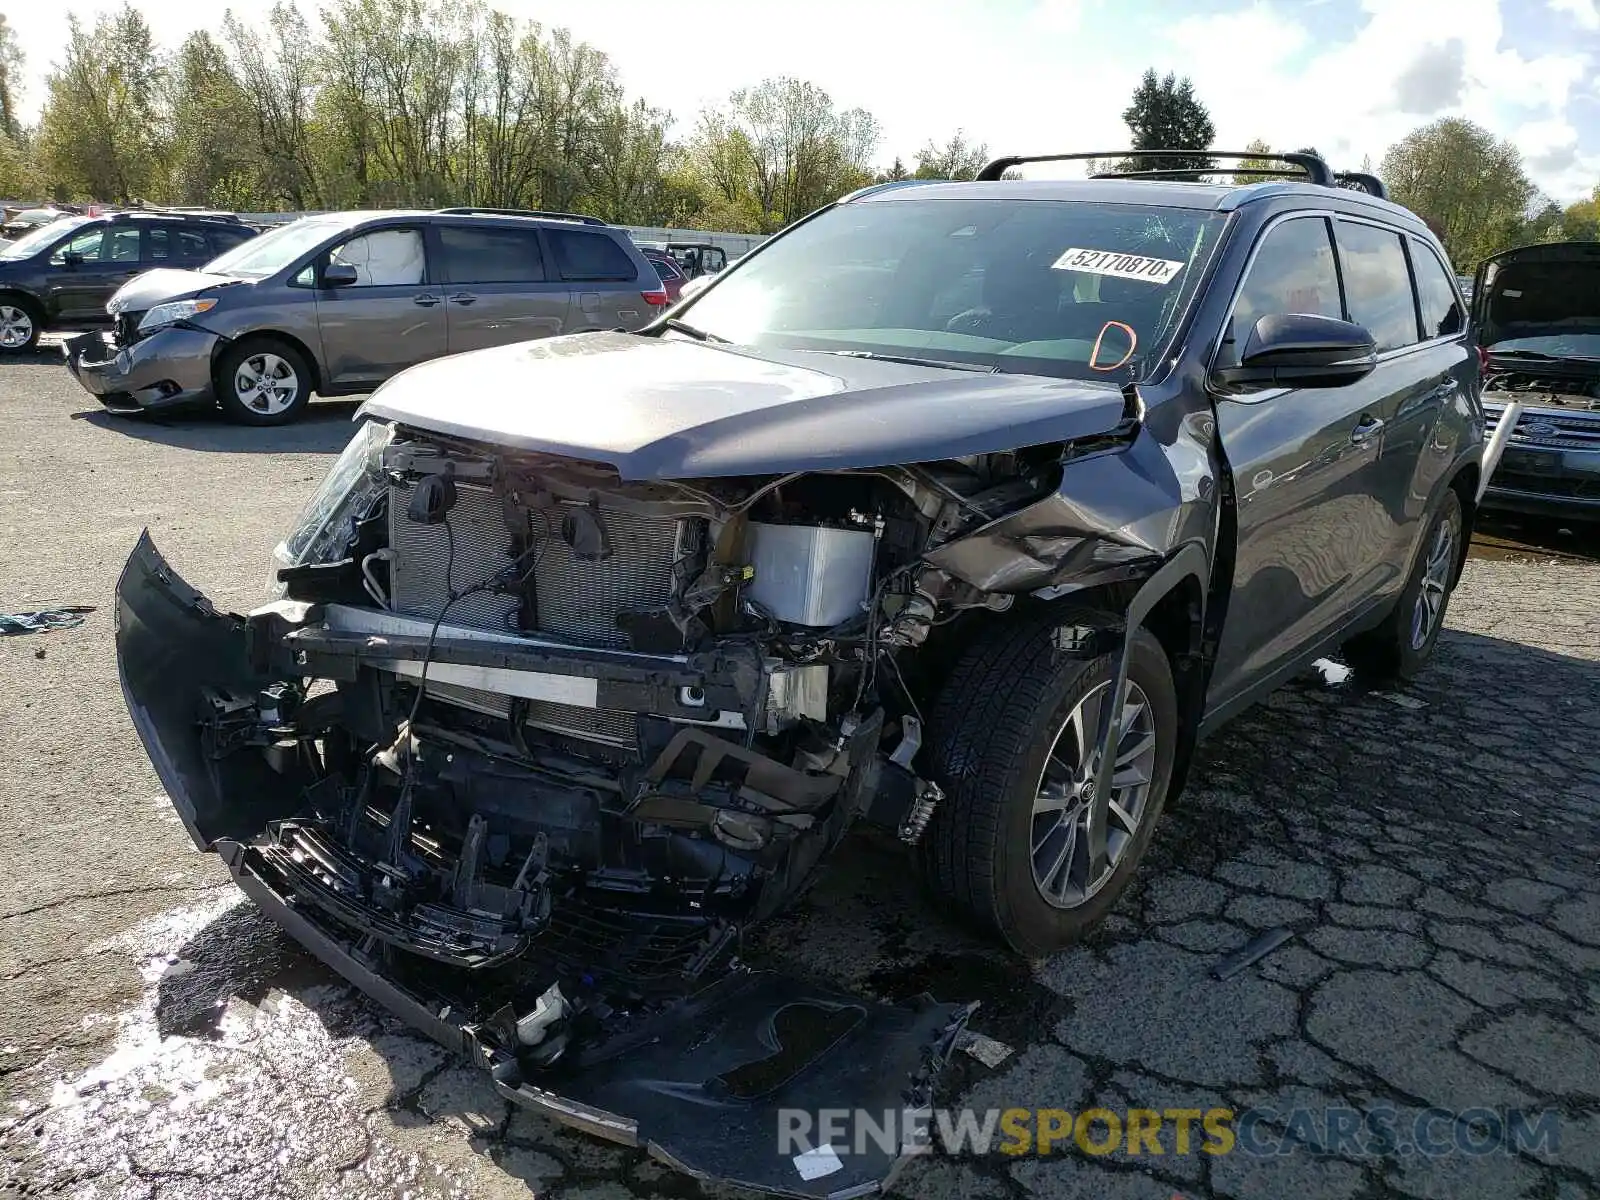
[3,339,1598,1200]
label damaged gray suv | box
[115,152,1484,1196]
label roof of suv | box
[848,177,1423,225]
[105,210,246,227]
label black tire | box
[918,614,1178,958]
[215,337,313,426]
[1345,487,1463,682]
[0,295,42,353]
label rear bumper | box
[62,327,218,413]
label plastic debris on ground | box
[1,606,95,636]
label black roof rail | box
[975,149,1335,187]
[433,206,606,226]
[1335,172,1388,199]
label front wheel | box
[216,339,312,426]
[919,616,1178,958]
[1345,487,1463,681]
[0,299,41,353]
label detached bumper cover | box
[63,327,218,412]
[115,531,974,1199]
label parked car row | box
[7,192,1595,522]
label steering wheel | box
[944,307,995,335]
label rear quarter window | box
[1408,237,1464,339]
[549,229,637,282]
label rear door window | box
[548,229,637,282]
[1220,216,1342,366]
[1408,238,1464,339]
[107,227,141,263]
[438,225,547,283]
[148,226,211,263]
[327,228,427,286]
[1336,220,1421,352]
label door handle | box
[413,293,440,307]
[1350,415,1385,444]
[447,293,476,305]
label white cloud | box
[1549,0,1600,30]
[1156,0,1595,199]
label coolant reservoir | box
[743,522,876,627]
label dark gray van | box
[64,208,666,425]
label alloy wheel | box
[1031,678,1159,909]
[0,305,33,349]
[1409,514,1457,650]
[234,352,300,416]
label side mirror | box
[62,251,84,267]
[1214,313,1377,390]
[322,262,359,288]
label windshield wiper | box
[820,349,1003,373]
[661,318,728,343]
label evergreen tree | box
[1119,69,1215,175]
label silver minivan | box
[64,208,668,425]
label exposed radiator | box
[527,501,691,649]
[389,481,520,631]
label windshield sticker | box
[1089,321,1138,372]
[1051,247,1186,284]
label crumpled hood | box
[108,268,243,315]
[1474,241,1600,349]
[357,331,1131,479]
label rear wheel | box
[216,338,312,426]
[0,298,41,353]
[1345,487,1463,681]
[919,615,1178,958]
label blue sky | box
[11,0,1599,203]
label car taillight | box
[1476,345,1489,372]
[642,288,669,307]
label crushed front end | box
[1481,353,1600,517]
[116,417,1055,1195]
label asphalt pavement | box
[2,339,1597,1200]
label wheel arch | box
[1447,460,1480,583]
[0,287,45,320]
[212,329,324,396]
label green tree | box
[876,156,909,183]
[37,6,167,203]
[1381,117,1535,266]
[223,3,323,208]
[1119,68,1214,174]
[0,16,23,140]
[695,77,880,231]
[1557,188,1600,241]
[162,31,257,206]
[913,130,988,181]
[1236,137,1278,184]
